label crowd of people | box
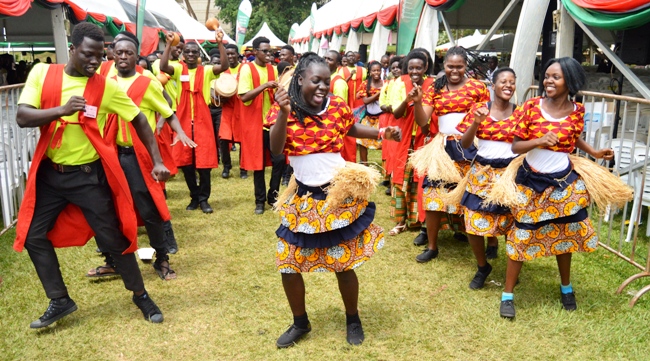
[12,21,631,349]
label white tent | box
[243,22,287,48]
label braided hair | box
[366,60,381,94]
[287,52,328,124]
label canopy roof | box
[243,22,287,48]
[436,29,515,52]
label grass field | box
[1,149,650,361]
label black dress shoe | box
[255,204,265,215]
[469,263,492,290]
[132,291,164,323]
[221,169,230,179]
[276,323,311,348]
[415,248,439,263]
[413,230,428,246]
[186,200,199,211]
[561,292,577,311]
[200,201,213,214]
[240,170,248,179]
[30,297,78,328]
[346,322,365,345]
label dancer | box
[268,53,401,347]
[160,31,229,214]
[493,58,622,318]
[378,56,402,197]
[15,22,166,327]
[220,43,247,179]
[454,67,518,289]
[412,46,489,262]
[356,61,384,165]
[338,51,367,162]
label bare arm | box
[460,106,488,149]
[362,91,380,105]
[576,137,614,160]
[160,33,176,75]
[162,89,172,107]
[511,133,558,154]
[211,31,229,75]
[269,88,290,155]
[131,112,170,181]
[240,81,276,103]
[16,97,86,128]
[347,123,401,142]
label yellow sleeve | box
[390,81,407,110]
[18,63,47,108]
[238,64,254,95]
[141,80,174,120]
[361,67,368,81]
[169,62,183,82]
[333,79,348,103]
[102,78,141,123]
[143,69,163,89]
[379,82,390,107]
[151,59,161,75]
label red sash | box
[106,75,171,224]
[99,60,114,77]
[157,123,177,176]
[341,66,364,109]
[173,64,218,168]
[14,65,138,253]
[330,75,344,94]
[220,65,243,142]
[239,62,274,171]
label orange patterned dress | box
[356,81,383,149]
[421,78,489,214]
[266,95,384,273]
[455,102,518,237]
[506,97,597,262]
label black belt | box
[117,146,135,154]
[49,159,98,173]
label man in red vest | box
[160,31,229,213]
[15,22,168,328]
[337,51,367,162]
[238,36,283,215]
[220,43,247,179]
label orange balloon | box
[205,18,220,30]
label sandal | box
[86,265,119,278]
[388,223,407,236]
[153,261,177,281]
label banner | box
[235,0,252,51]
[135,0,146,53]
[308,3,317,52]
[397,0,425,55]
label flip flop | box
[86,265,119,278]
[153,262,177,281]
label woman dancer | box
[494,57,622,319]
[379,56,403,195]
[356,61,384,164]
[412,46,489,262]
[268,53,401,347]
[454,67,518,289]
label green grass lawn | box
[1,149,650,360]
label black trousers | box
[181,166,211,203]
[210,107,223,162]
[24,160,144,299]
[254,130,286,205]
[118,149,166,256]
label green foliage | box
[215,0,330,43]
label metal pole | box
[476,0,521,51]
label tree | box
[215,0,330,43]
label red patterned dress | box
[266,95,384,273]
[422,78,489,214]
[356,81,383,149]
[456,102,518,236]
[506,97,597,261]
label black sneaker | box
[346,322,365,345]
[469,263,492,290]
[221,168,230,179]
[132,291,164,323]
[281,177,290,186]
[255,203,265,215]
[30,297,78,328]
[485,245,498,259]
[561,292,577,311]
[381,180,390,187]
[240,170,248,179]
[500,300,515,319]
[413,230,428,246]
[385,187,391,196]
[415,248,439,263]
[453,232,468,243]
[276,323,311,348]
[186,199,199,211]
[163,222,178,254]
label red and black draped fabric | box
[0,0,63,16]
[562,0,650,30]
[425,0,467,11]
[570,0,650,13]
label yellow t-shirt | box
[238,62,279,122]
[390,76,427,135]
[330,73,348,102]
[18,64,140,165]
[98,61,161,86]
[114,73,174,146]
[169,63,219,118]
[152,59,181,111]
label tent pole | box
[50,6,68,64]
[476,0,521,51]
[194,39,210,59]
[554,0,573,58]
[440,13,455,46]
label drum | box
[211,72,238,107]
[278,66,295,90]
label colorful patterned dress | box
[456,102,517,236]
[266,95,384,273]
[356,81,383,149]
[506,97,597,261]
[422,78,490,214]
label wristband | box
[378,127,386,140]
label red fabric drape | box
[363,13,377,28]
[124,23,160,56]
[0,0,31,16]
[425,0,450,5]
[377,5,398,26]
[570,0,650,13]
[334,25,342,35]
[351,17,363,29]
[314,31,323,39]
[341,22,351,33]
